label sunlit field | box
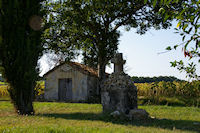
[0,101,200,133]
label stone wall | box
[87,76,100,103]
[44,64,98,102]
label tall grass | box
[0,81,45,99]
[136,81,200,106]
[0,85,9,97]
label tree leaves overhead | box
[43,0,184,79]
[157,0,200,80]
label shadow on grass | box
[37,112,200,132]
[0,98,10,101]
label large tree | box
[0,0,43,115]
[43,0,185,80]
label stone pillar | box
[111,53,126,73]
[101,53,138,115]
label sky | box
[39,23,200,81]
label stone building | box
[43,62,99,103]
[0,73,3,81]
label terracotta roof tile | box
[43,62,98,77]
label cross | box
[111,53,126,73]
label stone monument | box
[101,53,138,115]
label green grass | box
[0,102,200,133]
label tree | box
[157,0,200,79]
[0,0,43,115]
[43,0,184,80]
[132,76,182,83]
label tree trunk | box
[9,84,35,115]
[97,57,106,81]
[17,89,34,115]
[97,57,107,99]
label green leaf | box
[167,0,172,4]
[170,61,177,67]
[185,40,191,49]
[160,0,164,6]
[182,24,188,31]
[153,0,157,8]
[144,0,148,4]
[163,14,169,22]
[164,0,168,4]
[182,35,185,41]
[174,45,178,50]
[174,0,179,3]
[159,8,165,13]
[188,27,193,34]
[166,46,172,50]
[176,21,181,28]
[179,60,183,65]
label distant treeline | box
[132,76,183,83]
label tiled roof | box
[43,62,98,77]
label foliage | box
[132,76,182,83]
[0,81,45,100]
[136,80,200,106]
[154,0,200,79]
[0,0,44,115]
[0,101,200,133]
[35,81,45,96]
[43,0,184,79]
[0,85,9,98]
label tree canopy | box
[43,0,184,80]
[154,0,200,80]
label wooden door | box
[58,78,72,101]
[66,78,72,101]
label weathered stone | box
[43,62,99,103]
[110,111,120,117]
[129,109,149,120]
[111,53,126,73]
[101,72,137,114]
[101,53,137,115]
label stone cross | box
[111,53,126,73]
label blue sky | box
[39,23,199,81]
[112,24,200,80]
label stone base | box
[101,72,137,114]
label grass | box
[138,96,200,107]
[0,101,200,133]
[0,81,5,85]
